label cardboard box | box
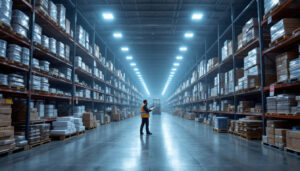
[266,120,289,128]
[267,137,275,145]
[286,130,300,151]
[266,127,275,138]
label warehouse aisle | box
[1,113,300,171]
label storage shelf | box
[264,81,300,91]
[261,0,294,27]
[31,91,71,100]
[235,38,259,59]
[0,24,31,47]
[34,46,72,67]
[262,31,300,55]
[264,113,300,119]
[33,69,72,85]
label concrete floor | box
[1,113,300,171]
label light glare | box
[126,56,133,60]
[130,62,136,66]
[113,33,122,38]
[173,63,180,66]
[103,13,114,20]
[184,32,194,38]
[121,47,129,51]
[179,46,187,51]
[176,56,183,60]
[192,13,203,20]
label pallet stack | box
[266,120,289,147]
[82,112,97,129]
[0,97,15,154]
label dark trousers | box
[140,118,150,133]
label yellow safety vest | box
[141,104,149,118]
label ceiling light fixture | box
[121,47,129,51]
[192,13,203,20]
[179,46,187,51]
[130,62,136,66]
[176,56,183,60]
[184,32,194,38]
[173,63,180,66]
[113,32,122,38]
[126,56,133,60]
[172,68,177,71]
[134,68,139,71]
[103,13,114,20]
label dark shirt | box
[143,104,152,113]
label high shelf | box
[0,0,143,139]
[167,0,300,134]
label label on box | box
[5,99,12,104]
[76,98,78,104]
[268,16,272,25]
[270,85,275,96]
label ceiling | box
[78,0,249,98]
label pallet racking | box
[0,0,143,140]
[167,0,300,134]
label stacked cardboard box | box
[105,114,111,124]
[221,40,233,61]
[15,125,41,144]
[237,101,254,113]
[237,18,258,50]
[111,107,121,121]
[266,120,289,145]
[240,116,262,139]
[185,113,196,120]
[270,18,300,43]
[82,112,97,129]
[286,130,300,152]
[275,128,289,149]
[0,97,15,153]
[207,57,218,71]
[264,0,285,15]
[276,52,298,82]
[35,123,50,140]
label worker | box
[140,99,154,135]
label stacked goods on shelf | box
[82,112,97,129]
[207,57,218,71]
[221,40,233,61]
[184,112,196,120]
[275,129,289,149]
[8,74,24,87]
[239,116,262,139]
[286,130,300,152]
[44,105,57,118]
[111,107,121,121]
[203,114,214,125]
[51,117,76,136]
[35,123,50,140]
[36,0,48,13]
[266,120,289,146]
[33,24,42,44]
[32,76,49,92]
[221,100,234,112]
[238,101,254,113]
[7,44,30,65]
[73,106,85,117]
[209,101,219,111]
[0,0,12,26]
[220,69,234,95]
[275,52,298,83]
[229,120,236,132]
[105,114,111,124]
[270,19,300,44]
[214,117,228,131]
[266,94,297,114]
[56,4,65,30]
[0,39,6,57]
[74,118,85,132]
[75,56,92,74]
[237,18,258,50]
[12,10,29,38]
[48,1,57,23]
[209,74,219,97]
[14,125,41,144]
[14,135,27,148]
[264,0,285,16]
[0,96,15,153]
[13,101,39,121]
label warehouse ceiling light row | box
[161,12,203,96]
[102,12,150,96]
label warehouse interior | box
[0,0,300,170]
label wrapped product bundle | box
[42,35,49,49]
[41,77,49,92]
[289,58,300,79]
[0,39,7,57]
[0,0,13,25]
[75,56,82,67]
[56,4,66,29]
[56,41,65,58]
[48,1,57,23]
[36,0,48,13]
[21,47,30,65]
[7,44,22,62]
[40,60,50,71]
[0,73,8,85]
[32,75,41,90]
[12,10,29,37]
[8,74,24,87]
[65,44,70,60]
[270,19,300,43]
[33,24,42,44]
[49,38,56,54]
[33,58,40,69]
[264,0,285,15]
[76,25,85,47]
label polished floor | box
[1,113,300,171]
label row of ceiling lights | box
[102,12,151,96]
[161,12,203,96]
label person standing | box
[140,100,154,135]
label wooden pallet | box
[0,149,14,157]
[240,134,261,140]
[0,84,27,91]
[13,145,30,153]
[292,27,300,35]
[0,21,13,32]
[85,127,96,130]
[51,133,76,141]
[269,34,289,47]
[29,138,51,148]
[213,128,228,133]
[8,59,29,69]
[262,142,284,150]
[76,130,85,136]
[284,147,300,155]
